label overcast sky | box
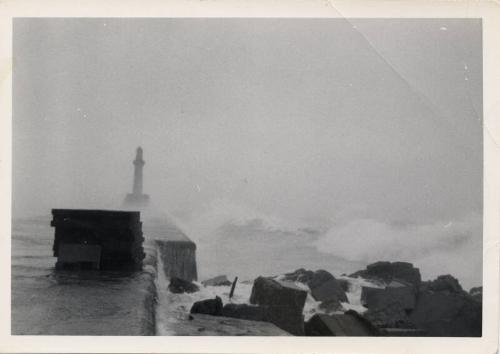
[13,18,482,228]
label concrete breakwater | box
[11,215,199,336]
[11,221,158,335]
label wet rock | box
[304,312,378,336]
[202,275,232,287]
[410,284,482,336]
[304,270,349,311]
[168,277,199,294]
[249,277,307,335]
[470,286,482,296]
[350,261,421,288]
[250,277,308,309]
[428,274,463,293]
[307,269,335,289]
[310,278,349,304]
[282,268,315,283]
[337,278,350,292]
[318,299,343,312]
[190,296,223,316]
[265,306,305,336]
[362,301,416,329]
[221,303,267,322]
[361,285,416,312]
[469,286,482,302]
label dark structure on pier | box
[156,240,197,282]
[124,146,150,208]
[51,209,145,270]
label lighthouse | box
[124,146,150,208]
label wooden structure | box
[51,209,145,271]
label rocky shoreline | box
[177,261,482,336]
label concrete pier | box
[143,217,198,282]
[51,209,145,271]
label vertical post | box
[229,276,238,299]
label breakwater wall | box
[11,215,198,336]
[156,240,197,282]
[11,241,157,335]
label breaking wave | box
[314,212,482,289]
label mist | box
[12,18,482,288]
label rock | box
[337,279,350,292]
[202,275,232,287]
[304,270,349,311]
[250,277,308,309]
[387,279,411,288]
[249,277,307,335]
[362,301,416,329]
[307,269,335,289]
[282,268,315,283]
[265,306,305,336]
[221,303,267,322]
[190,296,223,316]
[361,285,416,312]
[168,277,199,294]
[469,286,482,296]
[350,261,421,288]
[410,288,482,336]
[428,274,463,293]
[304,313,378,336]
[310,278,349,304]
[318,299,343,312]
[469,286,482,302]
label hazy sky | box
[13,18,482,226]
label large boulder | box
[249,277,307,335]
[362,301,416,329]
[305,312,378,336]
[250,277,308,309]
[202,275,232,287]
[282,268,315,283]
[190,296,223,316]
[428,274,463,293]
[264,306,306,336]
[305,270,349,312]
[350,261,421,288]
[310,278,349,304]
[361,284,416,312]
[410,279,482,337]
[168,277,199,294]
[307,270,335,289]
[337,279,350,292]
[318,299,343,312]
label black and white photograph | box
[3,2,500,352]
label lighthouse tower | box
[124,146,150,209]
